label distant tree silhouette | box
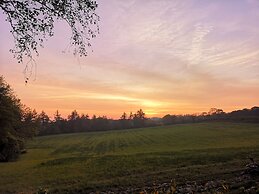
[54,110,62,122]
[228,106,259,122]
[37,106,259,136]
[91,115,109,131]
[38,111,50,135]
[68,110,79,121]
[53,110,63,134]
[119,112,131,129]
[208,108,224,115]
[120,112,127,120]
[20,107,39,138]
[79,113,90,131]
[38,111,50,124]
[67,110,80,132]
[162,114,176,125]
[133,109,146,128]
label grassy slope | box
[0,122,259,193]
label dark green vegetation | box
[38,106,259,136]
[0,122,259,193]
[0,76,38,162]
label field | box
[0,122,259,193]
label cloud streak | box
[1,0,259,118]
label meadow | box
[0,122,259,193]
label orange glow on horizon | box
[1,0,259,119]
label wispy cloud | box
[188,23,213,65]
[1,0,259,117]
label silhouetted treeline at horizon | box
[38,109,147,135]
[37,107,259,136]
[2,74,258,162]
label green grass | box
[1,122,259,193]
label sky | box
[1,0,259,119]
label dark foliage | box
[161,107,259,125]
[38,106,259,136]
[0,76,38,162]
[228,107,259,122]
[0,0,99,64]
[38,109,149,136]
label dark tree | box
[68,110,79,121]
[0,76,23,161]
[133,109,146,128]
[162,114,176,125]
[79,113,90,131]
[67,110,80,132]
[52,109,64,133]
[38,110,50,124]
[0,0,99,65]
[128,112,133,120]
[20,107,39,138]
[54,110,62,122]
[91,116,109,131]
[38,110,50,135]
[0,76,38,162]
[119,112,131,129]
[208,108,224,115]
[120,112,127,120]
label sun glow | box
[1,0,259,118]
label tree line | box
[37,106,259,136]
[161,107,259,125]
[1,76,259,162]
[37,109,149,136]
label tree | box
[38,110,50,135]
[128,112,133,120]
[120,112,127,120]
[119,112,130,129]
[54,110,62,122]
[0,0,99,67]
[133,109,146,128]
[20,107,39,138]
[67,110,80,132]
[208,108,224,115]
[38,111,50,124]
[68,110,79,121]
[79,113,90,131]
[162,114,176,125]
[0,76,23,161]
[135,109,146,119]
[0,76,38,162]
[52,109,64,133]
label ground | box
[0,122,259,193]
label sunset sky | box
[1,0,259,119]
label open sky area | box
[1,0,259,119]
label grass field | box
[0,122,259,193]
